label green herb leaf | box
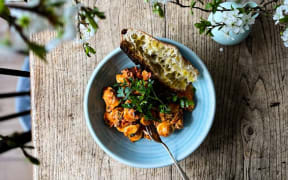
[187,100,194,106]
[180,99,185,108]
[172,95,178,102]
[159,104,171,113]
[117,87,125,98]
[115,77,168,121]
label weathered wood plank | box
[30,0,288,179]
[165,1,288,179]
[31,0,172,179]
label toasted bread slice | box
[120,28,198,91]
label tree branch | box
[0,131,31,154]
[170,1,190,8]
[170,1,232,12]
[5,3,61,26]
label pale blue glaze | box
[208,2,258,46]
[16,57,31,131]
[84,38,216,168]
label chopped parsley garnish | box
[115,78,170,120]
[180,97,194,108]
[168,93,195,108]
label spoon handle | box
[161,143,189,180]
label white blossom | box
[273,4,288,24]
[212,8,256,38]
[281,28,288,47]
[79,24,96,43]
[9,0,80,52]
[76,4,99,43]
[0,28,28,53]
[46,4,79,51]
[242,12,255,30]
[10,9,52,35]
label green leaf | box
[187,100,194,106]
[86,15,99,32]
[180,99,185,108]
[124,87,132,100]
[47,1,66,7]
[84,43,96,57]
[152,3,164,17]
[17,16,30,28]
[122,103,133,108]
[0,0,9,16]
[0,0,5,14]
[274,4,281,9]
[279,16,288,23]
[0,37,11,46]
[117,87,125,98]
[190,0,196,15]
[198,0,204,5]
[205,3,212,10]
[172,95,178,102]
[92,7,106,19]
[159,104,171,113]
[21,148,40,165]
[28,42,47,60]
[237,7,245,14]
[194,19,212,35]
[190,0,196,8]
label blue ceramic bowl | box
[84,38,216,168]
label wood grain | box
[30,0,288,179]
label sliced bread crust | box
[120,28,198,92]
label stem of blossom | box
[5,4,61,26]
[170,0,279,14]
[170,1,233,12]
[170,1,190,8]
[0,14,31,46]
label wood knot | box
[246,126,254,136]
[242,123,256,142]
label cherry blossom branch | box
[0,11,47,59]
[170,0,238,12]
[169,0,279,13]
[0,14,29,43]
[5,3,62,26]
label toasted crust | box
[120,28,198,92]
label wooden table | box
[31,0,288,179]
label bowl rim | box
[84,37,216,168]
